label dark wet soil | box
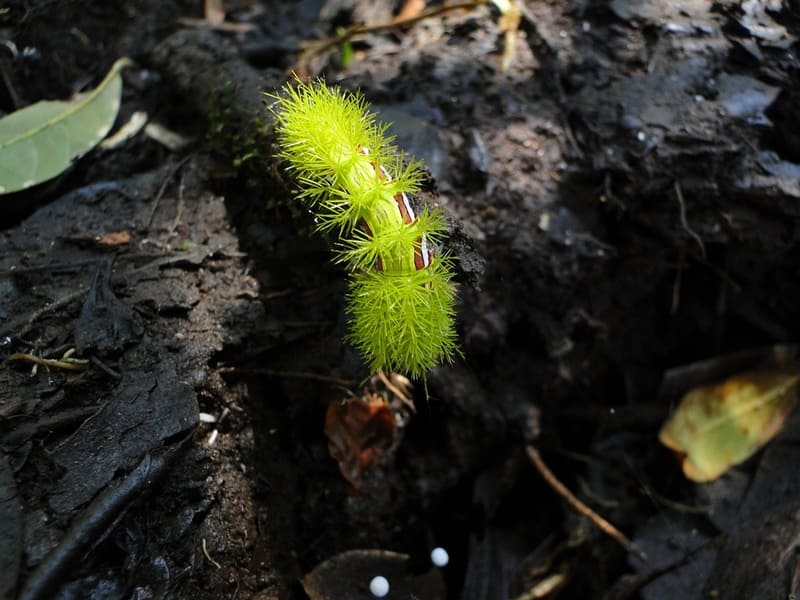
[2,1,800,599]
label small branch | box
[147,156,192,229]
[674,181,706,260]
[3,351,89,371]
[298,0,488,66]
[526,445,647,562]
[377,369,415,412]
[176,17,256,33]
[202,538,222,569]
[1,287,87,341]
[217,366,354,387]
[169,170,187,235]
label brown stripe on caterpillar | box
[357,144,432,273]
[413,232,433,271]
[393,191,415,225]
[358,146,418,225]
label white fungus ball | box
[369,575,390,597]
[431,547,449,567]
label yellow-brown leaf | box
[659,370,799,482]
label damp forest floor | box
[2,1,800,599]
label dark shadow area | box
[3,0,800,598]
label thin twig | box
[1,286,86,340]
[298,0,488,64]
[17,449,184,600]
[673,181,706,259]
[525,445,647,562]
[169,170,186,235]
[377,369,415,412]
[147,156,192,229]
[217,366,354,387]
[89,355,122,380]
[176,17,256,33]
[2,352,89,371]
[202,538,222,569]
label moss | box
[206,81,294,213]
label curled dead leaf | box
[324,394,396,488]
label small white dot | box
[431,547,449,567]
[636,131,646,142]
[369,576,389,598]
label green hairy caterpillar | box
[269,79,458,378]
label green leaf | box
[659,369,800,482]
[0,57,133,195]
